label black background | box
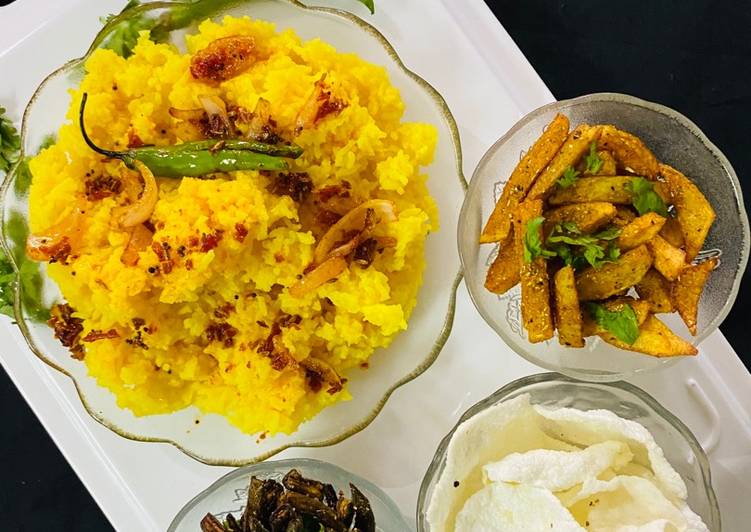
[1,1,749,529]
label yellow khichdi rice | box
[27,16,437,435]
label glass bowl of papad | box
[417,372,720,531]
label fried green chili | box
[79,93,302,178]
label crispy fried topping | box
[205,322,238,348]
[318,181,351,203]
[199,230,224,252]
[190,35,255,82]
[85,174,122,201]
[234,223,248,243]
[125,328,149,350]
[151,241,174,274]
[295,76,347,134]
[268,172,312,202]
[199,113,231,138]
[27,236,73,265]
[49,304,84,359]
[315,96,345,124]
[213,303,235,319]
[300,357,343,394]
[227,104,253,124]
[353,238,378,267]
[315,209,343,228]
[305,369,324,393]
[127,129,144,149]
[257,314,302,370]
[82,329,120,342]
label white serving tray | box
[0,1,749,530]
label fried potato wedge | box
[553,266,584,347]
[599,125,659,179]
[548,176,635,205]
[595,150,617,176]
[617,212,666,251]
[612,205,638,228]
[581,297,651,337]
[653,180,673,205]
[480,114,570,243]
[599,314,698,357]
[672,257,718,335]
[576,245,653,301]
[635,269,674,313]
[659,217,685,248]
[484,230,520,294]
[660,163,716,261]
[515,200,554,343]
[544,202,617,234]
[648,235,686,281]
[527,125,602,200]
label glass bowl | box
[168,458,412,531]
[0,0,465,464]
[458,93,750,381]
[417,372,721,531]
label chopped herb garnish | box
[100,0,375,59]
[556,166,579,188]
[0,251,15,318]
[586,302,640,344]
[0,110,52,322]
[584,141,603,175]
[12,135,55,196]
[627,177,669,217]
[520,219,623,269]
[2,211,50,323]
[523,216,556,263]
[0,106,21,173]
[0,108,21,318]
[546,224,621,269]
[99,0,151,58]
[357,0,376,13]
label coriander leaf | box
[606,243,621,262]
[101,0,376,58]
[556,166,579,188]
[594,226,621,241]
[559,221,581,234]
[39,134,56,151]
[357,0,376,13]
[13,157,32,196]
[583,244,605,267]
[546,225,622,269]
[585,302,640,344]
[6,210,28,263]
[0,211,50,322]
[584,141,603,175]
[523,216,555,263]
[627,177,668,217]
[0,249,15,318]
[100,0,140,25]
[100,0,151,58]
[19,260,49,322]
[0,106,21,173]
[14,135,56,196]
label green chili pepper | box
[79,93,301,178]
[177,139,302,158]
